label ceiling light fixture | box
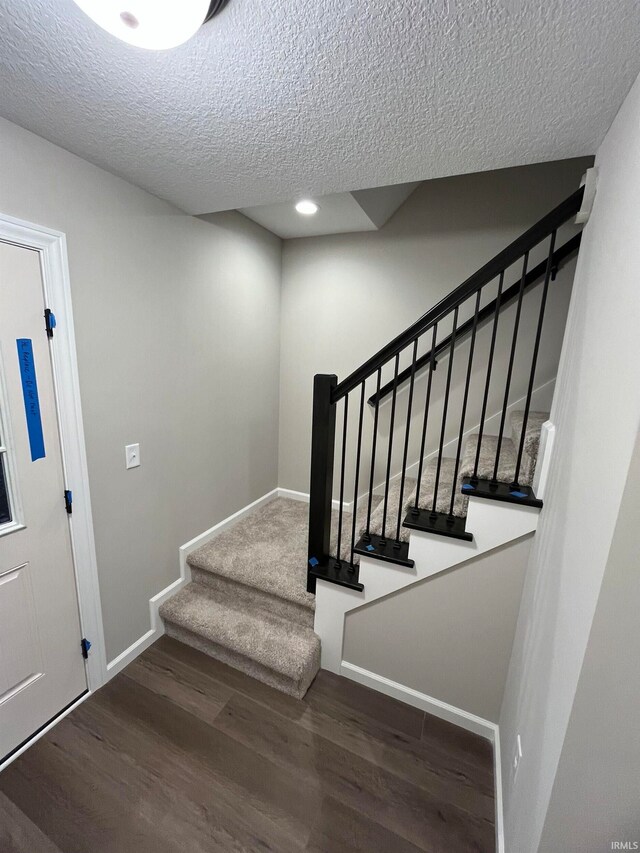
[295,200,319,216]
[71,0,231,50]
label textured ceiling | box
[0,0,639,215]
[238,182,420,238]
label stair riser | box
[189,566,314,629]
[163,622,319,700]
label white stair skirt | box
[315,495,540,673]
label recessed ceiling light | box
[295,200,319,216]
[71,0,230,50]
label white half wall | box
[499,70,640,852]
[315,495,540,697]
[344,535,532,723]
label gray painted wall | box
[538,426,640,852]
[278,158,592,495]
[344,535,532,722]
[0,118,282,662]
[499,71,640,852]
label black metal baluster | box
[450,290,481,516]
[364,368,382,540]
[432,307,459,514]
[514,231,557,485]
[473,272,504,480]
[396,339,419,542]
[493,252,528,482]
[350,382,366,567]
[413,323,438,512]
[307,373,337,594]
[381,353,400,542]
[335,394,349,565]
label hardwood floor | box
[0,636,495,852]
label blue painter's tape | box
[16,339,45,461]
[461,483,476,491]
[366,544,375,552]
[308,556,319,568]
[510,490,528,499]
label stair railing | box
[307,187,584,593]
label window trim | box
[0,342,25,538]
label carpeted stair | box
[160,498,320,699]
[160,410,548,698]
[366,409,548,543]
[160,495,386,697]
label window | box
[0,349,23,535]
[0,452,11,526]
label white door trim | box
[0,212,106,693]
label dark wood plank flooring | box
[0,636,495,852]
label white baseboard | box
[493,725,505,853]
[277,487,353,513]
[105,487,280,679]
[277,487,311,503]
[180,488,279,565]
[340,661,504,853]
[105,626,158,679]
[340,660,497,740]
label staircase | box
[161,186,584,700]
[365,408,549,546]
[308,186,584,675]
[160,499,320,699]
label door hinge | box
[44,308,57,338]
[81,638,91,659]
[64,489,73,514]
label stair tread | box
[332,494,383,563]
[409,457,468,518]
[187,498,315,614]
[160,582,320,682]
[365,477,417,544]
[459,434,521,483]
[366,458,470,545]
[190,564,314,628]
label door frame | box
[0,212,107,696]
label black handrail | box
[331,187,584,403]
[368,231,582,406]
[308,187,585,593]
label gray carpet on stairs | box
[161,580,320,699]
[332,494,383,562]
[161,498,322,698]
[160,409,548,699]
[160,495,382,696]
[188,498,314,613]
[365,410,548,543]
[366,458,467,544]
[509,410,548,484]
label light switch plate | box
[125,443,140,469]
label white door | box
[0,241,87,762]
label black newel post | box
[307,374,337,593]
